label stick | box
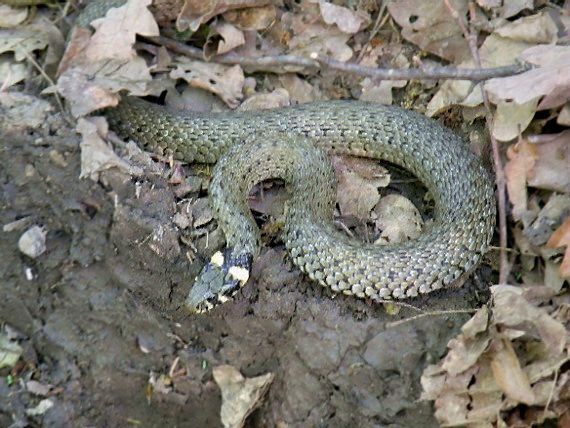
[145,35,531,82]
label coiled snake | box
[105,98,496,313]
[3,0,495,311]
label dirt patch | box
[0,119,493,427]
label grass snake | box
[4,0,495,311]
[105,98,496,312]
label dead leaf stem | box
[444,0,509,285]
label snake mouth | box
[185,250,253,313]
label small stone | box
[18,226,47,258]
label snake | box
[104,97,496,313]
[3,0,496,312]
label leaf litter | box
[1,0,570,426]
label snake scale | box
[105,98,496,312]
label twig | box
[444,0,509,284]
[146,35,531,82]
[22,50,72,125]
[386,308,477,328]
[313,53,529,81]
[543,367,559,420]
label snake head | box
[185,250,252,314]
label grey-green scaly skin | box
[105,97,496,305]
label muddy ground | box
[0,107,494,427]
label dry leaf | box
[504,139,537,222]
[495,11,559,44]
[558,103,570,126]
[546,217,570,279]
[501,0,533,18]
[171,58,245,108]
[374,194,423,245]
[0,332,22,369]
[387,0,470,63]
[333,157,390,220]
[278,74,316,104]
[77,117,143,181]
[492,98,538,142]
[0,4,28,28]
[87,0,158,61]
[238,88,290,111]
[486,45,570,107]
[177,0,272,32]
[26,380,53,397]
[223,4,276,30]
[360,78,407,105]
[490,338,535,405]
[525,131,570,194]
[205,21,245,57]
[56,0,161,116]
[421,285,569,426]
[318,0,369,34]
[426,33,531,116]
[0,14,63,87]
[213,365,274,428]
[492,286,566,356]
[287,22,352,62]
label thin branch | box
[22,51,72,125]
[313,53,529,81]
[444,0,509,285]
[146,35,531,82]
[387,309,477,328]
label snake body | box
[105,98,495,311]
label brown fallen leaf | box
[170,58,245,108]
[86,0,158,61]
[526,131,570,194]
[333,156,390,221]
[177,0,271,32]
[504,139,537,222]
[546,217,570,279]
[426,32,532,116]
[238,88,290,111]
[490,338,535,405]
[284,2,353,62]
[421,285,569,426]
[278,74,317,104]
[495,10,559,44]
[205,20,245,58]
[77,117,143,181]
[0,4,28,28]
[318,0,370,34]
[0,91,54,131]
[492,285,566,356]
[558,103,570,126]
[223,4,276,31]
[56,0,162,116]
[212,365,274,428]
[486,45,570,108]
[492,98,538,142]
[0,14,64,88]
[373,194,423,245]
[500,0,534,18]
[387,0,470,63]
